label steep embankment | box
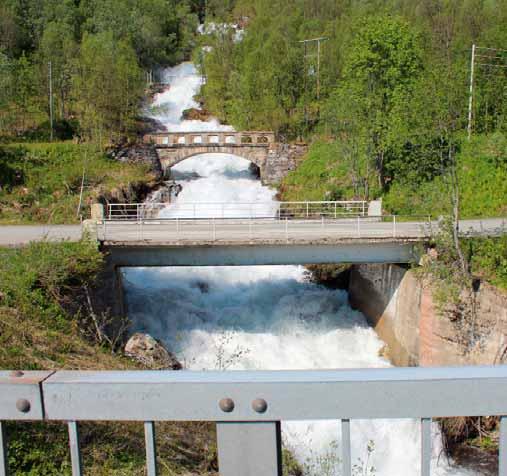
[0,142,161,225]
[0,240,217,475]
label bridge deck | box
[97,217,505,245]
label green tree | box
[72,31,144,142]
[325,15,423,188]
[39,21,78,120]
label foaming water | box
[158,154,278,218]
[123,263,470,476]
[147,62,234,132]
[125,63,473,475]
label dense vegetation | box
[199,0,507,204]
[0,0,206,141]
[0,142,154,223]
[0,240,217,475]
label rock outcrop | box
[181,107,213,121]
[109,143,163,179]
[125,332,182,370]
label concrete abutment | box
[348,263,507,367]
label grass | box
[279,141,375,201]
[0,142,155,224]
[0,241,217,475]
[382,134,507,218]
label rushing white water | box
[123,63,474,475]
[147,62,234,132]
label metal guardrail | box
[2,366,507,476]
[106,201,369,220]
[97,215,433,243]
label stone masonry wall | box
[263,143,307,185]
[349,264,507,367]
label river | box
[121,62,473,476]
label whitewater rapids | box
[122,62,474,476]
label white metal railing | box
[106,201,369,221]
[97,214,433,243]
[2,366,507,476]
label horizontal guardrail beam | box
[0,371,54,421]
[37,366,507,421]
[3,367,507,476]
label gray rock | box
[125,333,182,370]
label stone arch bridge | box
[143,131,306,185]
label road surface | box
[0,218,505,246]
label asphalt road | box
[0,218,505,246]
[0,225,82,246]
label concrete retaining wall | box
[349,264,507,367]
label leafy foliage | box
[0,0,201,140]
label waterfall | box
[122,62,474,476]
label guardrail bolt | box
[252,398,268,413]
[219,398,235,413]
[10,370,24,377]
[16,399,31,413]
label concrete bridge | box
[143,131,306,184]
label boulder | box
[181,107,212,121]
[125,333,182,370]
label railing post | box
[393,215,397,238]
[285,217,288,241]
[341,419,351,476]
[334,202,337,219]
[144,421,158,476]
[357,216,360,238]
[212,217,216,241]
[306,202,309,218]
[0,422,8,476]
[421,418,432,476]
[500,416,507,476]
[68,421,83,476]
[217,422,282,476]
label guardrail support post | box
[341,419,351,476]
[68,421,83,476]
[144,421,158,476]
[500,416,507,476]
[421,418,431,476]
[393,215,397,238]
[0,422,8,476]
[217,422,282,476]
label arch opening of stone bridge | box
[144,131,307,185]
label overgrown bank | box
[0,142,159,224]
[0,240,217,475]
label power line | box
[467,44,507,140]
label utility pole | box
[467,44,476,141]
[467,44,507,140]
[48,61,54,141]
[299,37,328,100]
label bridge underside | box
[105,242,417,267]
[157,145,269,171]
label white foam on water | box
[124,63,475,476]
[147,62,234,132]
